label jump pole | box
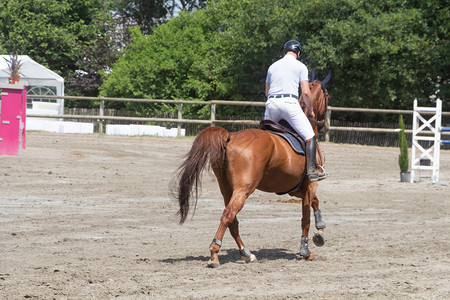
[441,126,450,144]
[410,99,447,185]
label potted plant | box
[4,52,22,84]
[398,115,410,182]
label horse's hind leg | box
[311,193,326,247]
[208,188,254,268]
[229,217,257,263]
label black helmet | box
[283,40,302,60]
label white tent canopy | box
[0,55,64,114]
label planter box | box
[400,172,411,182]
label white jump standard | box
[410,99,448,185]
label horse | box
[175,72,330,267]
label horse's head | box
[301,71,330,134]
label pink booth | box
[0,83,27,156]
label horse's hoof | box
[299,236,310,258]
[300,252,316,261]
[206,260,220,268]
[313,231,325,247]
[242,254,257,264]
[306,253,317,261]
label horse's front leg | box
[311,194,326,247]
[299,182,317,260]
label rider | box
[265,40,327,182]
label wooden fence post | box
[325,110,331,142]
[99,98,105,134]
[211,103,216,126]
[177,103,183,137]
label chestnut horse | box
[175,73,330,267]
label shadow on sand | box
[159,248,298,265]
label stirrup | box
[307,165,328,182]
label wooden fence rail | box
[27,95,449,138]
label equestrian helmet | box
[283,40,302,60]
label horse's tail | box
[176,126,230,224]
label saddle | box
[260,119,326,195]
[259,119,306,155]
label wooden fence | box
[27,95,449,140]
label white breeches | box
[264,97,315,141]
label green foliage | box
[111,0,167,37]
[398,115,409,172]
[0,0,447,117]
[3,0,445,116]
[0,0,111,85]
[101,0,301,117]
[306,0,448,112]
[100,11,222,117]
[111,1,207,37]
[68,14,121,98]
[101,0,448,120]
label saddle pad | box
[267,130,305,155]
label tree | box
[67,14,121,98]
[304,0,449,112]
[100,0,449,119]
[100,10,220,117]
[100,0,297,117]
[111,0,167,40]
[165,0,208,18]
[0,0,112,82]
[111,0,208,44]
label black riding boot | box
[306,136,327,182]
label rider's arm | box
[265,82,270,98]
[300,80,314,119]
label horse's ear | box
[310,70,316,82]
[321,71,331,89]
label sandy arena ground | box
[0,132,449,299]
